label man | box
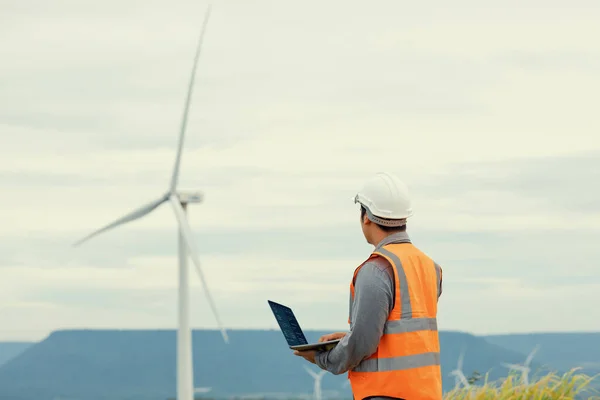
[294,172,443,400]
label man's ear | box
[362,214,371,225]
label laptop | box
[268,300,341,351]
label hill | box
[0,342,32,366]
[484,332,600,377]
[0,329,554,400]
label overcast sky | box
[1,0,599,341]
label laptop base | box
[290,339,340,352]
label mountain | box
[0,329,572,400]
[484,332,600,377]
[0,342,32,366]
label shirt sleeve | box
[314,259,393,375]
[435,262,443,300]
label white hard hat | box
[353,172,413,227]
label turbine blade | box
[457,350,464,370]
[453,375,460,387]
[170,4,212,192]
[169,195,228,343]
[303,365,318,379]
[459,374,470,386]
[525,344,540,365]
[73,194,168,246]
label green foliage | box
[467,371,482,385]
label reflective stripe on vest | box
[352,351,441,373]
[348,242,443,400]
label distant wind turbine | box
[72,5,227,400]
[449,348,470,389]
[502,344,541,385]
[303,365,327,400]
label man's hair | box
[360,205,407,233]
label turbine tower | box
[449,348,470,389]
[502,344,540,385]
[73,6,227,400]
[303,366,327,400]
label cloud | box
[3,245,600,341]
[1,0,600,340]
[418,152,600,214]
[0,253,354,339]
[2,217,600,341]
[499,50,600,72]
[1,145,599,241]
[1,150,599,344]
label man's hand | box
[294,349,317,364]
[294,332,346,365]
[319,332,346,342]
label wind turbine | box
[73,5,227,400]
[449,348,470,389]
[502,344,540,385]
[303,365,327,400]
[194,387,212,394]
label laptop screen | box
[268,300,308,346]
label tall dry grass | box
[444,368,600,399]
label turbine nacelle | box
[500,345,540,386]
[502,362,527,371]
[450,369,470,388]
[449,348,470,389]
[176,190,203,205]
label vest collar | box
[374,231,411,250]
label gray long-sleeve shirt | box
[314,255,394,375]
[315,231,440,377]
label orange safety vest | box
[347,242,443,400]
